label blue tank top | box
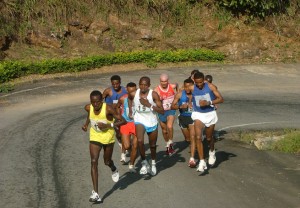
[178,90,193,116]
[192,83,215,113]
[122,96,134,122]
[105,86,127,104]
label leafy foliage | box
[0,48,224,83]
[218,0,290,18]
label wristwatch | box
[150,105,154,111]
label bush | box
[218,0,290,18]
[0,48,225,84]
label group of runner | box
[82,70,224,203]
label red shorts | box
[120,121,136,136]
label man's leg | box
[136,124,149,175]
[89,142,101,198]
[206,124,216,166]
[115,126,126,162]
[148,128,158,175]
[188,124,196,168]
[103,143,119,182]
[120,133,131,163]
[194,120,207,172]
[180,128,190,143]
[166,115,175,150]
[159,120,169,145]
[129,134,138,172]
[136,124,146,160]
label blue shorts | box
[134,122,158,133]
[158,110,176,123]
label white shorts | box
[191,111,218,127]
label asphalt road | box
[0,63,299,208]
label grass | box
[0,83,14,93]
[233,129,300,154]
[272,129,300,154]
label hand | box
[128,112,134,120]
[180,102,188,109]
[82,124,88,132]
[199,100,208,107]
[97,122,109,130]
[139,98,150,107]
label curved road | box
[0,64,299,208]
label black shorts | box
[90,141,114,148]
[178,115,193,129]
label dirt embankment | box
[1,3,299,64]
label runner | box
[133,76,164,176]
[102,75,128,163]
[190,72,224,172]
[204,74,213,83]
[116,82,138,173]
[82,90,126,203]
[154,74,178,156]
[171,78,196,167]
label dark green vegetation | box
[0,49,224,85]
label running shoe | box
[120,153,127,164]
[150,161,157,176]
[208,150,216,166]
[196,160,207,172]
[112,170,119,182]
[89,190,101,203]
[139,160,150,175]
[188,158,196,168]
[129,164,136,173]
[168,143,175,156]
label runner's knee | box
[124,142,131,150]
[91,158,98,167]
[162,129,168,135]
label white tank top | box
[133,89,158,127]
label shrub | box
[218,0,290,18]
[0,48,225,84]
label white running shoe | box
[120,153,126,163]
[89,190,101,203]
[208,150,216,166]
[129,164,136,173]
[139,160,150,175]
[196,160,207,172]
[112,170,119,182]
[150,161,157,176]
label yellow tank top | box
[89,103,115,144]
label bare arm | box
[115,96,124,116]
[171,92,183,110]
[97,105,127,130]
[209,83,223,104]
[108,105,127,127]
[102,88,112,101]
[152,91,164,114]
[82,104,90,132]
[171,83,179,92]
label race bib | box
[162,96,174,110]
[194,94,211,107]
[136,104,151,113]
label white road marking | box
[0,85,54,98]
[219,121,289,131]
